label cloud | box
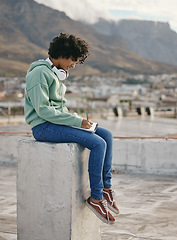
[35,0,110,23]
[105,0,177,31]
[35,0,177,31]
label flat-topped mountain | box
[1,0,177,77]
[91,19,177,66]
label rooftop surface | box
[0,115,177,138]
[0,116,177,239]
[0,166,177,240]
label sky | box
[35,0,177,32]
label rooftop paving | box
[0,166,177,240]
[0,116,177,239]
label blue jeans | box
[32,122,113,200]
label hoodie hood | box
[27,59,52,73]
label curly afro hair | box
[48,33,90,64]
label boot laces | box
[101,199,109,221]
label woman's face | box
[56,57,79,71]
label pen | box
[86,112,89,121]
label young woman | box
[24,33,119,224]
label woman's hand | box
[81,119,93,129]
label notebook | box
[72,122,98,133]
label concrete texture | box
[0,167,17,240]
[17,140,101,240]
[113,139,177,175]
[1,117,177,239]
[0,135,30,166]
[1,166,177,240]
[1,116,177,175]
[1,134,177,175]
[102,173,177,240]
[0,122,31,166]
[1,115,177,138]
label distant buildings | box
[0,74,177,118]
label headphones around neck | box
[45,57,69,81]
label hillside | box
[91,19,177,66]
[1,0,177,77]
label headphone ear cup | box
[57,69,67,81]
[45,58,69,81]
[52,67,67,81]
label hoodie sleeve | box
[27,83,83,127]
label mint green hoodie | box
[24,60,83,129]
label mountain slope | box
[91,19,177,66]
[1,0,177,77]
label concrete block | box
[17,140,101,240]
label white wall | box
[113,139,177,175]
[1,135,177,175]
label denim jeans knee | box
[32,123,113,200]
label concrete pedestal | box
[17,140,101,240]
